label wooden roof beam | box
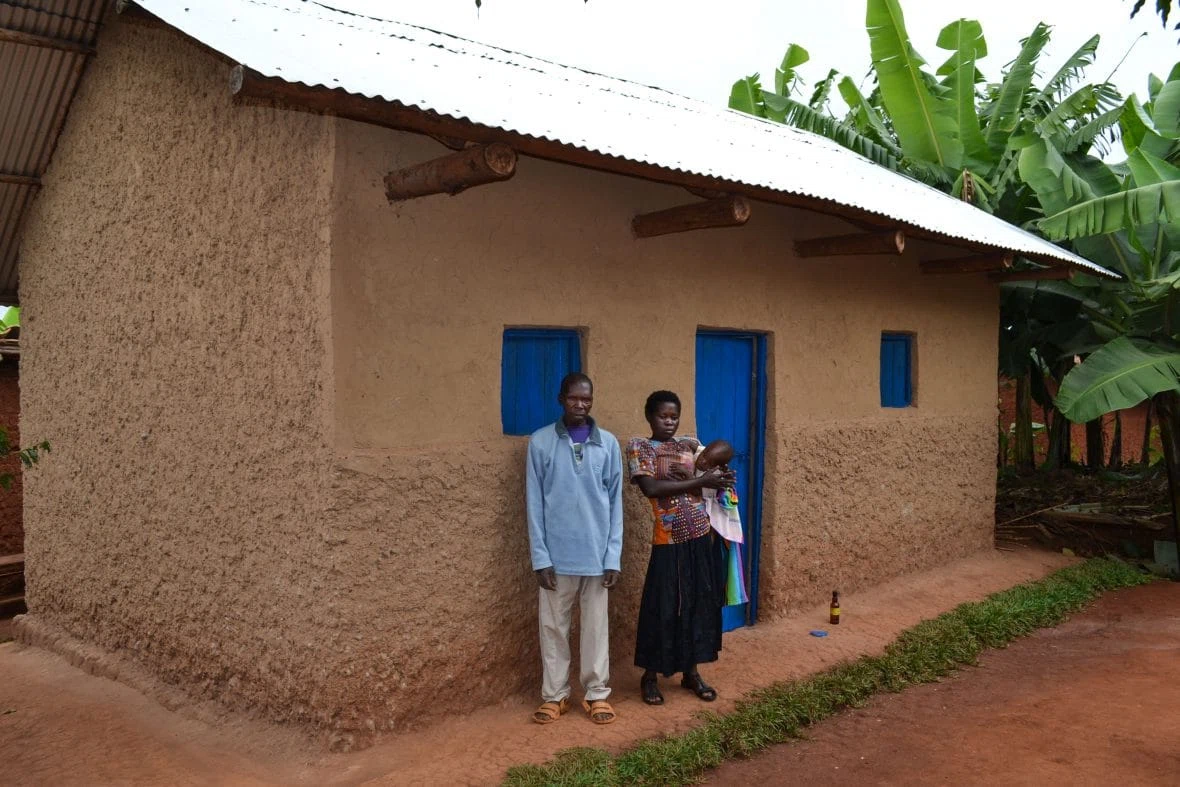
[0,173,40,188]
[921,252,1014,275]
[988,267,1073,283]
[0,26,95,56]
[384,143,517,201]
[795,229,905,258]
[632,196,750,239]
[226,66,1101,272]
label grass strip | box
[504,558,1151,787]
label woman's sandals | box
[681,673,717,702]
[641,673,664,705]
[582,699,618,724]
[532,697,570,724]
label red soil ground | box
[0,549,1069,786]
[708,580,1180,786]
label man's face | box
[560,381,593,426]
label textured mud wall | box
[0,361,21,556]
[17,15,998,745]
[332,124,999,720]
[18,20,345,736]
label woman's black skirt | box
[634,532,725,676]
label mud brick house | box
[5,0,1110,745]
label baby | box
[694,440,749,606]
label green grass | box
[504,558,1152,787]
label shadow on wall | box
[0,359,20,557]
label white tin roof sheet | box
[138,0,1110,276]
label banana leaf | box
[1121,95,1179,160]
[1033,35,1101,107]
[775,45,810,96]
[729,75,765,117]
[761,92,902,170]
[866,0,963,168]
[838,76,904,157]
[984,23,1051,151]
[937,19,992,169]
[1056,336,1180,423]
[809,68,839,111]
[1153,78,1180,138]
[1039,181,1180,240]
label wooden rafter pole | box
[632,196,751,239]
[224,67,1107,274]
[384,143,517,201]
[921,252,1014,275]
[0,26,95,56]
[988,267,1073,283]
[794,229,905,258]
[0,173,40,188]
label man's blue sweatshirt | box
[526,418,623,575]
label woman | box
[626,390,733,705]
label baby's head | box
[696,439,734,471]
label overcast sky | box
[333,0,1175,145]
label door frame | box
[696,329,768,626]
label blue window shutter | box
[880,333,913,408]
[501,329,582,435]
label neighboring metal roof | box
[138,0,1105,276]
[0,1,107,300]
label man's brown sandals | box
[532,697,570,724]
[532,697,617,724]
[582,699,617,724]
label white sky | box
[333,0,1176,138]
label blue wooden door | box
[695,331,766,631]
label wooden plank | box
[920,252,1014,275]
[632,196,750,238]
[0,173,40,188]
[794,229,905,258]
[0,26,95,56]
[383,143,517,201]
[988,267,1073,283]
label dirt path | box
[0,549,1070,786]
[708,581,1180,787]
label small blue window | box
[880,333,913,408]
[501,329,583,435]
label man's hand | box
[536,566,558,591]
[602,569,620,589]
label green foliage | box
[729,4,1123,218]
[1056,337,1180,422]
[0,307,18,333]
[866,0,963,170]
[502,559,1150,787]
[0,426,49,491]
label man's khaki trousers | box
[539,574,611,702]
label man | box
[526,372,623,725]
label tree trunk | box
[1152,391,1180,579]
[1141,401,1154,465]
[1045,407,1071,470]
[1109,411,1123,470]
[1086,417,1106,469]
[1014,373,1035,473]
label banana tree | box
[729,0,1123,467]
[1034,65,1180,563]
[729,0,1122,219]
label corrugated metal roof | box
[0,0,107,299]
[139,0,1107,277]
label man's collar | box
[555,417,602,445]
